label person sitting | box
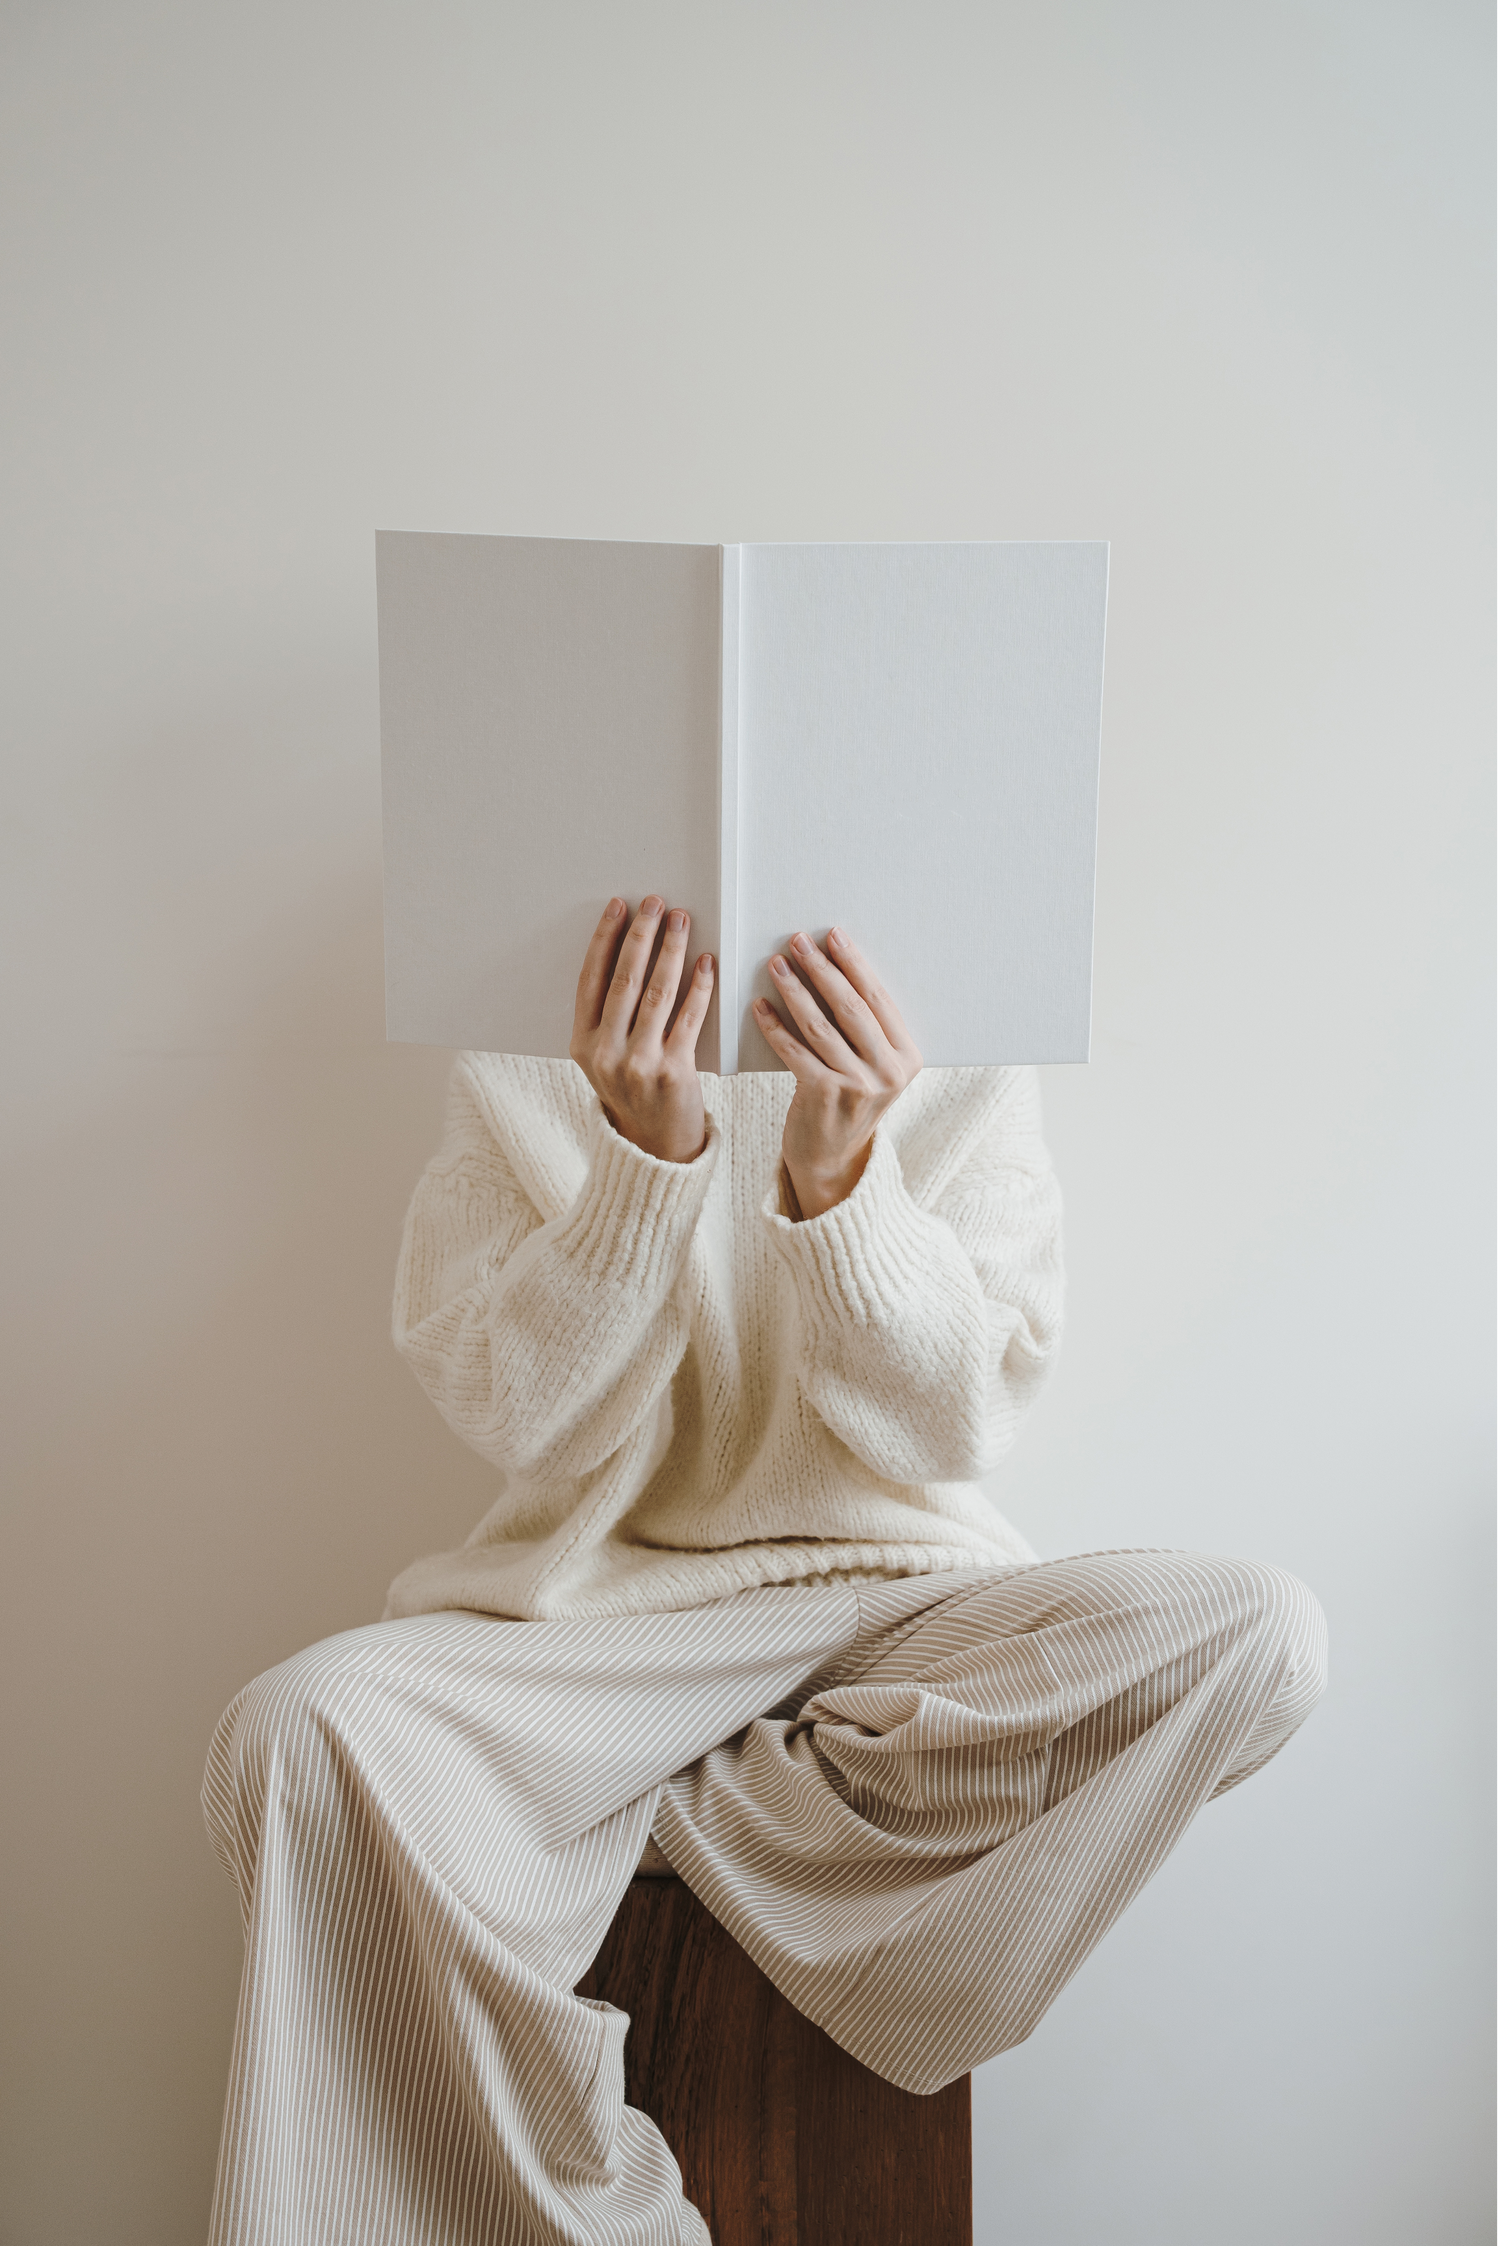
[202,895,1327,2246]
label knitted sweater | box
[385,1054,1065,1621]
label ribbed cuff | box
[760,1126,936,1328]
[555,1102,720,1295]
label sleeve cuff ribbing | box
[760,1126,936,1328]
[554,1101,720,1294]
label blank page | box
[379,532,723,1065]
[733,542,1107,1068]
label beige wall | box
[1,4,1491,2241]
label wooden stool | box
[577,1873,971,2245]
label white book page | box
[733,542,1107,1069]
[378,532,723,1065]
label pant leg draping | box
[202,1589,864,2246]
[203,1551,1327,2242]
[657,1549,1329,2093]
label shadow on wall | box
[5,656,496,2244]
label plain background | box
[1,4,1492,2241]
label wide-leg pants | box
[202,1550,1326,2246]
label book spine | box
[717,544,742,1072]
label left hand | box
[753,927,922,1220]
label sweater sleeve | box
[761,1070,1064,1485]
[393,1066,718,1480]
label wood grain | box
[577,1877,971,2245]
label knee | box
[1210,1558,1329,1706]
[203,1625,391,1834]
[203,1623,418,1909]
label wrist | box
[601,1102,707,1165]
[783,1138,873,1220]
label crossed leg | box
[658,1550,1328,2090]
[203,1551,1326,2241]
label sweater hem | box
[383,1530,1040,1625]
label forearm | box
[398,1104,717,1476]
[767,1124,1064,1484]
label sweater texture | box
[385,1054,1065,1621]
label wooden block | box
[577,1876,972,2246]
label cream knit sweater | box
[385,1054,1065,1622]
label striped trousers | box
[202,1550,1327,2246]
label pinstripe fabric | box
[203,1550,1326,2245]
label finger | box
[823,926,919,1057]
[599,896,665,1037]
[752,994,836,1082]
[767,953,863,1075]
[784,932,891,1067]
[665,951,716,1055]
[573,897,628,1039]
[633,907,691,1046]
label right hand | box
[570,896,715,1162]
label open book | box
[377,534,1108,1071]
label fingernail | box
[642,896,663,918]
[828,926,845,947]
[606,897,624,918]
[770,955,789,978]
[668,909,686,932]
[790,932,810,957]
[698,954,714,975]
